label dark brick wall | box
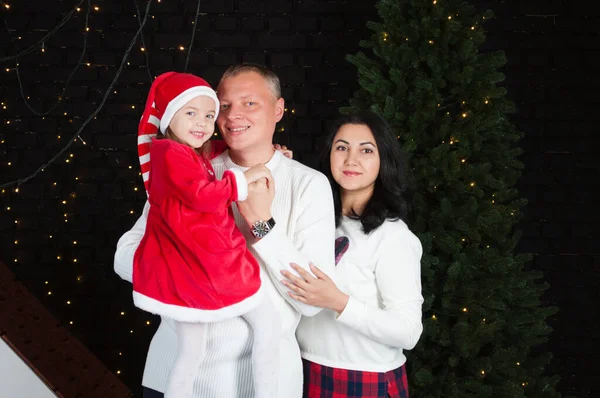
[0,0,596,396]
[481,1,599,396]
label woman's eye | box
[363,148,373,154]
[335,146,347,151]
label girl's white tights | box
[242,296,280,398]
[164,321,207,398]
[164,297,280,398]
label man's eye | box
[221,104,230,110]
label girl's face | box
[169,96,216,149]
[329,123,380,195]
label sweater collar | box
[222,149,282,172]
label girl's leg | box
[164,321,207,398]
[242,298,281,398]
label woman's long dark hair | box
[320,110,414,234]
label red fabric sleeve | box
[162,144,238,213]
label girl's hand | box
[243,164,272,184]
[274,144,293,159]
[281,263,349,313]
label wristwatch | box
[250,218,276,239]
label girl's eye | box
[206,114,214,119]
[187,111,196,116]
[247,101,255,106]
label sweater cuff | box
[252,222,284,250]
[336,295,364,326]
[228,168,248,201]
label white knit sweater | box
[114,150,336,397]
[297,217,423,373]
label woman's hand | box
[281,263,349,314]
[274,144,293,159]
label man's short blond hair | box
[219,63,281,100]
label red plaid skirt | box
[302,359,409,398]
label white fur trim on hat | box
[159,86,220,133]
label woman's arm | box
[337,228,423,349]
[282,225,424,349]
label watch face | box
[252,222,270,238]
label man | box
[114,64,335,398]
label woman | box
[280,110,423,398]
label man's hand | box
[237,173,275,226]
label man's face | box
[216,71,285,153]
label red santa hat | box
[137,72,219,193]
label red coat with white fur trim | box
[132,139,263,322]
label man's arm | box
[114,201,149,283]
[251,174,336,317]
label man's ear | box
[274,97,285,123]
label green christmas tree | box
[345,0,559,396]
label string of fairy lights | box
[1,0,525,386]
[0,0,180,380]
[1,0,292,381]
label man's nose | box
[225,104,242,119]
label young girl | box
[280,111,423,397]
[133,72,280,398]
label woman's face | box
[329,123,380,195]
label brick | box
[296,17,318,32]
[187,15,212,32]
[256,33,307,49]
[269,18,291,31]
[238,0,293,13]
[242,52,267,65]
[94,135,134,151]
[150,52,176,68]
[296,86,323,101]
[182,0,235,13]
[320,16,344,31]
[296,119,323,135]
[273,66,305,85]
[196,33,252,48]
[242,16,265,31]
[297,52,323,66]
[213,51,238,66]
[270,53,294,66]
[214,16,238,31]
[159,16,187,32]
[13,132,38,148]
